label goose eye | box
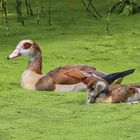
[90,86,95,91]
[91,88,94,90]
[24,42,32,49]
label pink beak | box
[7,48,22,59]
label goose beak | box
[7,48,22,59]
[87,95,96,104]
[87,90,98,104]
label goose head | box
[87,79,108,104]
[7,40,41,60]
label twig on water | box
[106,6,111,34]
[48,0,51,25]
[2,0,8,31]
[36,0,40,24]
[81,0,97,20]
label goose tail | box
[103,69,135,84]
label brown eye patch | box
[24,42,32,49]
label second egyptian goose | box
[7,40,134,92]
[87,76,140,104]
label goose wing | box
[47,64,106,77]
[49,68,91,84]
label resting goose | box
[87,76,140,104]
[7,40,133,92]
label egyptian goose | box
[7,40,133,92]
[87,75,140,104]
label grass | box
[0,0,140,139]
